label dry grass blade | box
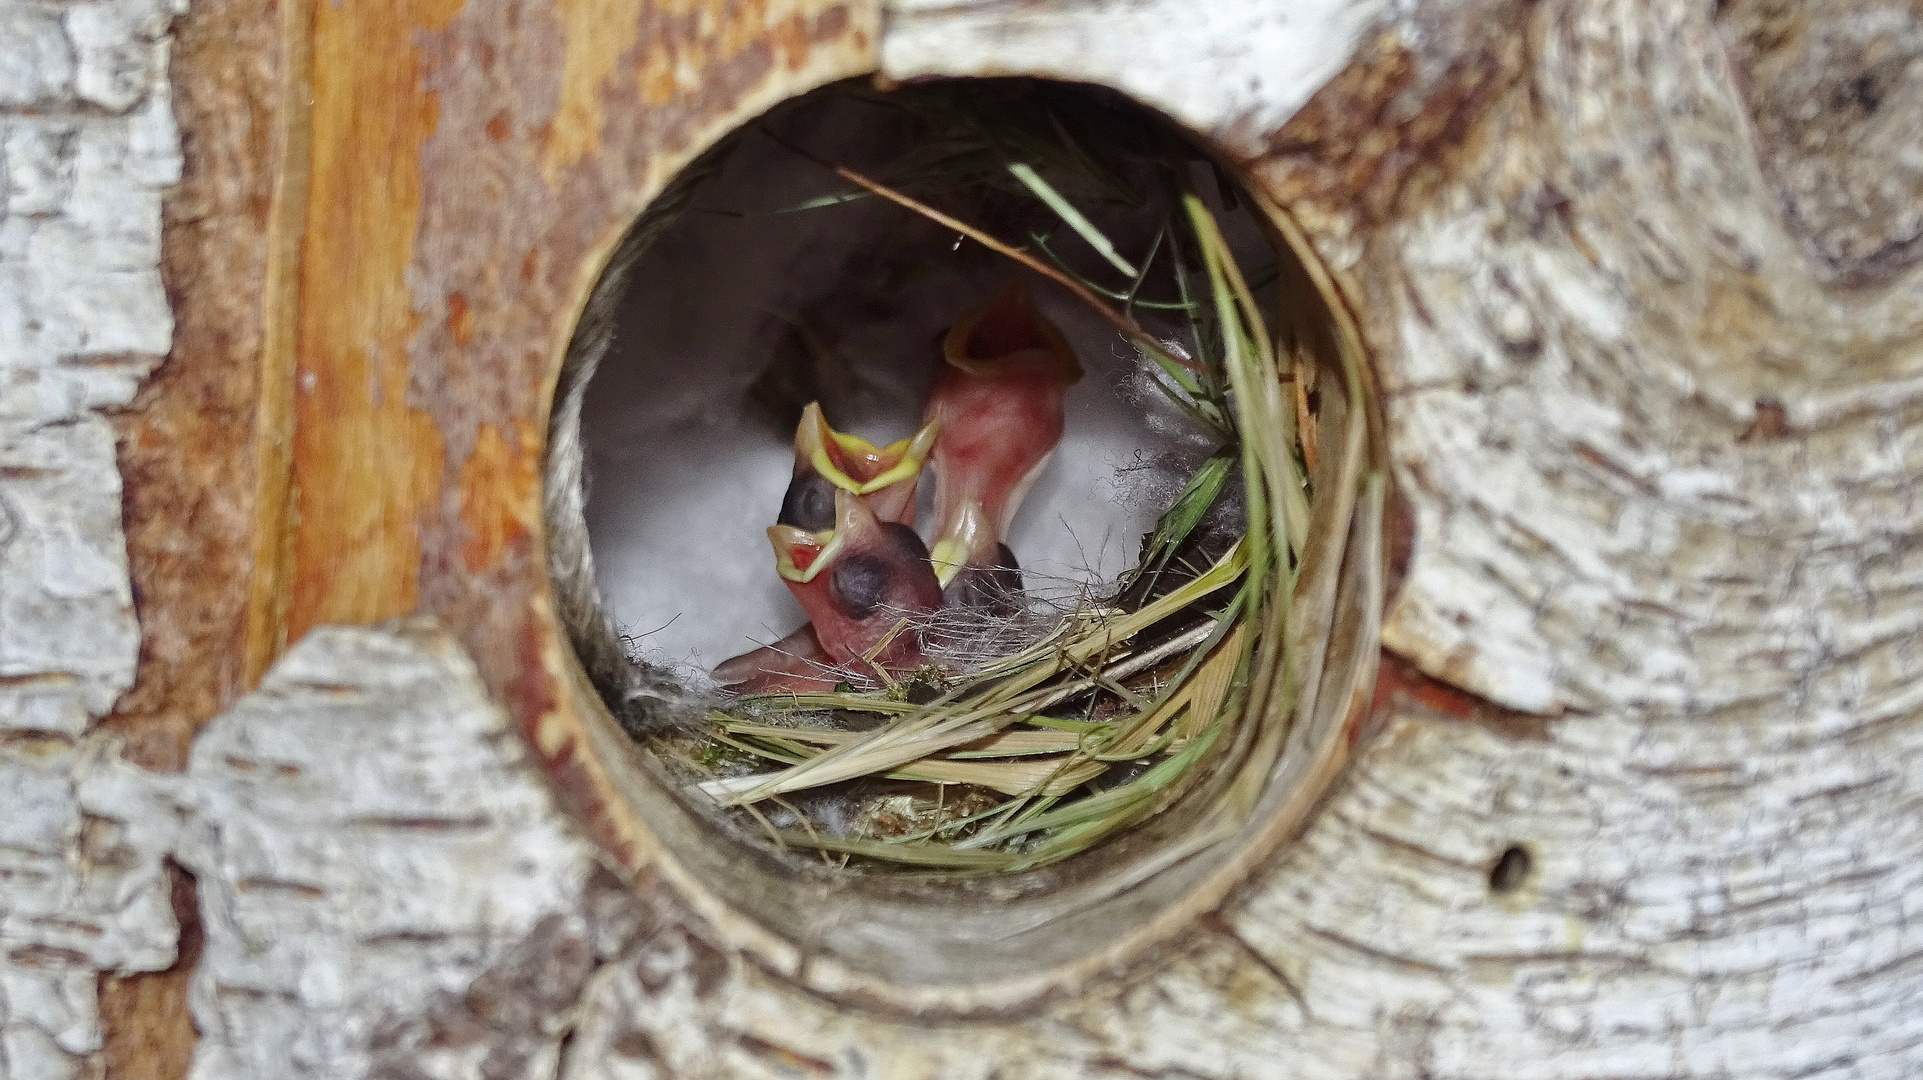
[1178,623,1246,741]
[712,542,1246,807]
[701,754,1107,799]
[716,722,1085,757]
[763,833,1018,870]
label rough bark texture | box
[173,620,634,1080]
[103,0,292,774]
[95,0,296,1064]
[0,0,187,1075]
[9,0,1923,1077]
[0,0,178,736]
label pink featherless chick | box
[709,623,838,695]
[714,490,943,692]
[767,489,943,671]
[713,406,939,693]
[921,282,1083,611]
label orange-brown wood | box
[240,0,314,689]
[271,0,878,868]
[282,0,460,637]
[100,0,302,1069]
[104,0,303,771]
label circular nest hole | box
[544,77,1382,1001]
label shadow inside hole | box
[1489,845,1532,894]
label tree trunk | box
[3,0,1921,1077]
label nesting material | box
[602,83,1351,874]
[553,82,1376,878]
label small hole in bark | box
[1489,844,1532,894]
[1839,72,1882,114]
[1738,397,1791,443]
[542,75,1384,1001]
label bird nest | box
[549,80,1382,879]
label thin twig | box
[837,164,1204,370]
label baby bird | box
[715,489,944,691]
[769,488,945,674]
[779,402,936,531]
[921,283,1082,609]
[715,405,941,692]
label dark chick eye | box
[829,554,890,621]
[778,473,837,531]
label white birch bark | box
[563,0,1923,1074]
[0,1,184,1076]
[173,620,635,1080]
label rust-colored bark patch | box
[509,612,560,742]
[1370,649,1479,723]
[543,0,645,176]
[458,420,539,572]
[100,863,202,1080]
[445,291,475,346]
[734,1033,835,1076]
[1249,0,1532,230]
[1738,397,1793,444]
[102,0,293,772]
[1369,649,1550,742]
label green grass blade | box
[1136,447,1232,580]
[1007,162,1138,278]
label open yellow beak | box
[794,402,939,495]
[769,523,839,583]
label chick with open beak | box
[768,488,944,676]
[778,402,937,531]
[715,406,941,693]
[714,490,943,693]
[922,283,1083,610]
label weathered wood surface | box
[8,0,1923,1076]
[261,0,882,914]
[173,620,633,1080]
[0,0,188,1075]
